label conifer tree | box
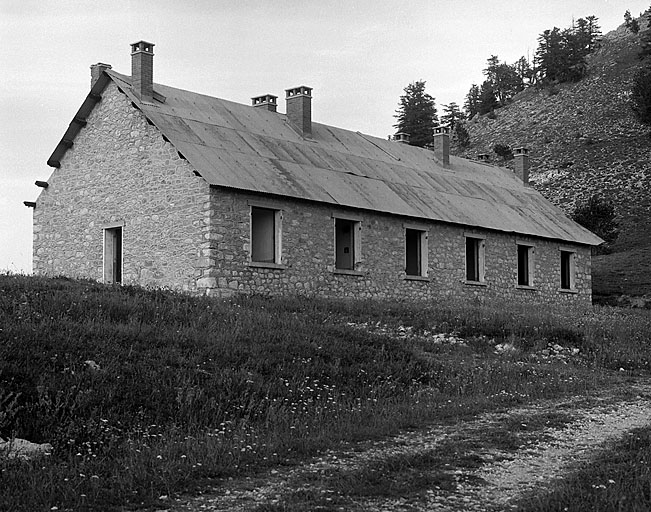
[452,122,470,148]
[483,55,525,105]
[440,102,466,131]
[625,10,640,34]
[478,80,498,114]
[464,84,481,117]
[394,81,438,147]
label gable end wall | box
[33,82,212,291]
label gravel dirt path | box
[162,380,651,512]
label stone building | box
[30,41,602,304]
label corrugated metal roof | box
[53,70,603,246]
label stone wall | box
[199,188,593,305]
[33,82,211,292]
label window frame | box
[103,222,124,284]
[516,242,535,288]
[464,234,486,284]
[404,225,429,279]
[249,204,283,268]
[559,248,576,292]
[333,214,362,274]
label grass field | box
[0,274,650,511]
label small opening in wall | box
[405,228,427,277]
[104,226,123,284]
[465,236,485,282]
[335,218,360,270]
[517,244,533,286]
[560,250,575,290]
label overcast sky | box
[1,0,648,273]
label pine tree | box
[514,56,534,86]
[394,81,438,147]
[625,10,640,34]
[535,27,566,82]
[585,15,602,49]
[464,84,481,117]
[483,55,525,105]
[478,80,498,115]
[535,16,599,84]
[440,102,466,131]
[452,122,470,148]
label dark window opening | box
[251,207,276,263]
[335,218,355,270]
[517,245,531,286]
[405,229,423,276]
[560,251,573,289]
[466,237,481,281]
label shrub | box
[571,194,619,253]
[493,143,513,161]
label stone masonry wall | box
[33,82,211,292]
[199,188,593,306]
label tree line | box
[395,8,651,149]
[465,15,602,118]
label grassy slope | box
[455,18,651,300]
[1,275,651,510]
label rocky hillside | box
[454,16,651,301]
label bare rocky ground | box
[160,380,651,512]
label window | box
[517,244,534,287]
[465,236,485,282]
[405,228,428,277]
[250,206,282,264]
[335,218,361,270]
[560,250,575,290]
[103,226,123,284]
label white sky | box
[1,0,648,273]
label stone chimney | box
[285,86,312,137]
[131,41,155,102]
[433,126,450,166]
[90,63,112,88]
[252,94,278,112]
[514,147,530,185]
[394,132,410,144]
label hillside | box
[454,17,651,302]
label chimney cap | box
[434,125,450,135]
[252,94,278,106]
[131,41,155,54]
[394,132,410,143]
[514,147,529,156]
[286,86,312,98]
[477,153,490,161]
